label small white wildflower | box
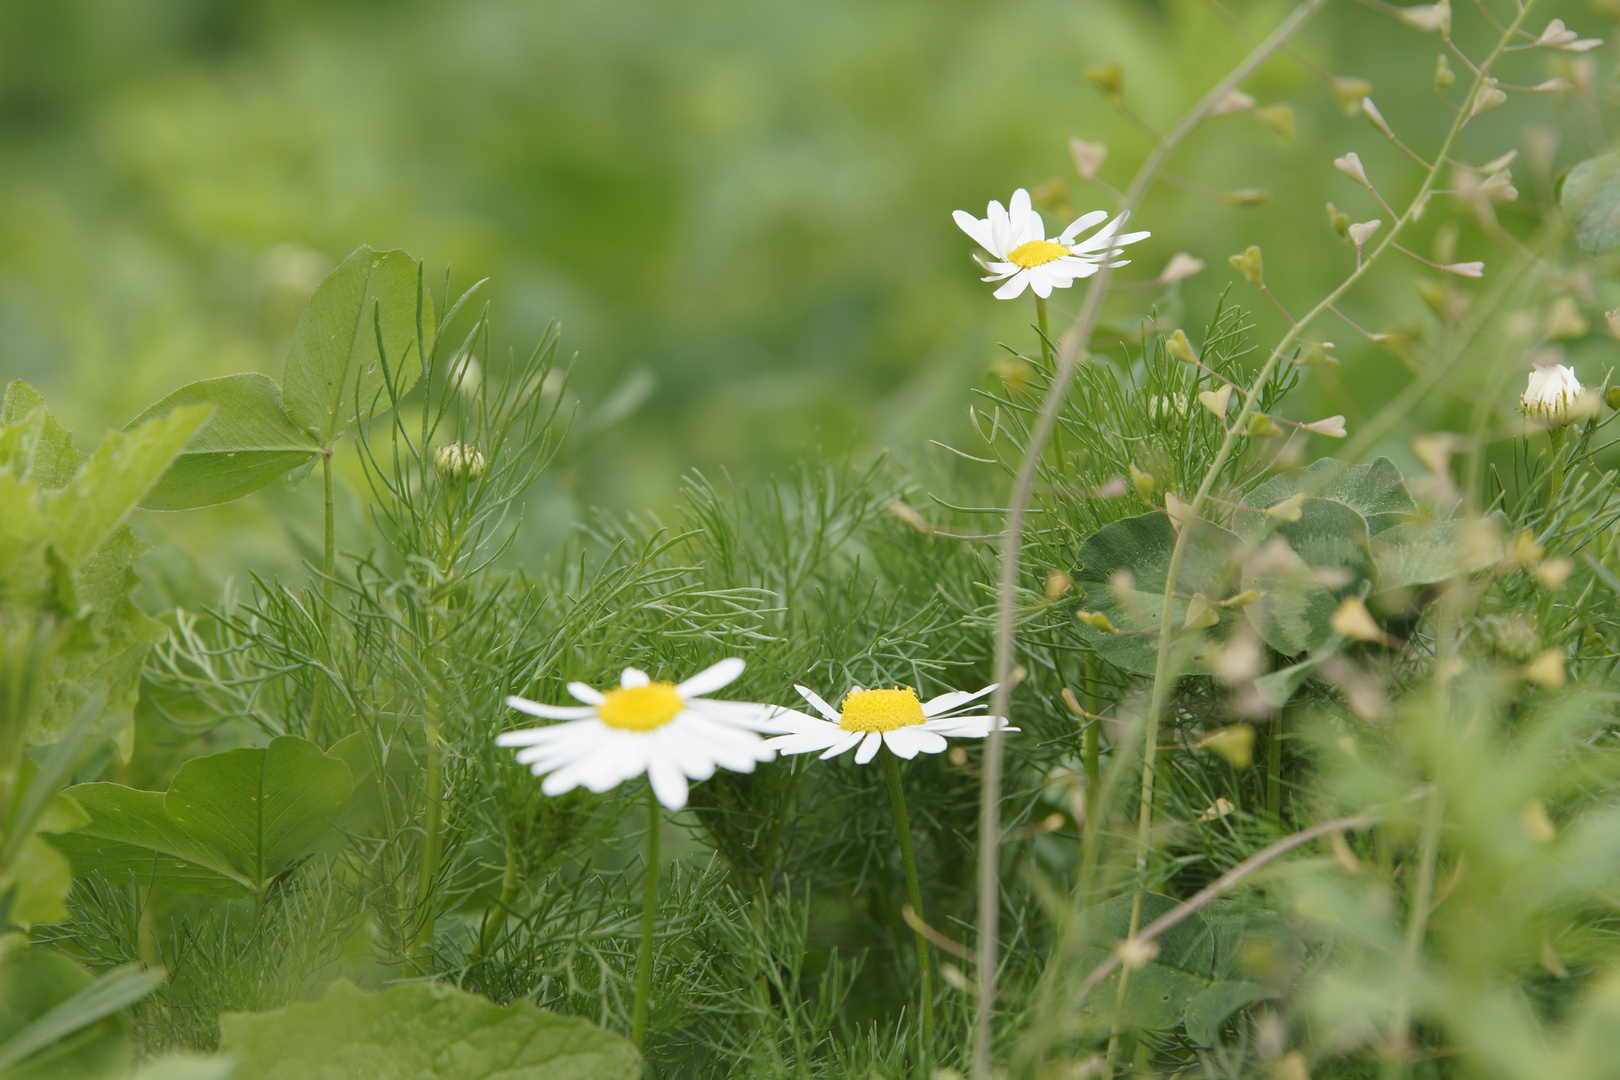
[764,683,1015,764]
[1535,19,1602,52]
[1396,1,1450,35]
[1149,393,1189,423]
[435,441,488,481]
[1333,152,1371,188]
[1520,363,1584,428]
[1300,415,1348,438]
[953,188,1150,300]
[1348,220,1381,248]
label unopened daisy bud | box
[1255,103,1295,142]
[1229,245,1264,287]
[1441,261,1485,278]
[1523,648,1565,688]
[1348,219,1381,249]
[1129,462,1155,501]
[1606,386,1620,411]
[1199,384,1233,420]
[1334,152,1371,189]
[1211,89,1256,116]
[1157,253,1205,286]
[1396,0,1450,35]
[1166,328,1199,365]
[1545,298,1589,340]
[1245,415,1285,438]
[1520,363,1584,428]
[1330,76,1372,116]
[1469,79,1507,119]
[435,441,487,482]
[1266,494,1305,522]
[1327,202,1351,239]
[1075,610,1118,633]
[1361,98,1393,139]
[1197,724,1255,769]
[1330,597,1385,643]
[1085,62,1124,100]
[1045,570,1072,601]
[1069,138,1108,180]
[1434,54,1456,89]
[1300,415,1349,438]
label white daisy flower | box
[953,188,1149,300]
[497,658,793,810]
[764,683,1016,764]
[1520,363,1585,428]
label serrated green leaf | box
[127,373,319,511]
[0,382,84,490]
[1561,151,1620,253]
[0,946,131,1080]
[218,979,639,1080]
[1243,457,1414,535]
[281,247,431,448]
[1242,498,1373,656]
[1072,512,1242,674]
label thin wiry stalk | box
[972,3,1329,1074]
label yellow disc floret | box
[597,682,684,731]
[839,687,927,733]
[1006,240,1071,269]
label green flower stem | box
[632,784,661,1052]
[1034,294,1052,366]
[1267,714,1283,829]
[1548,426,1568,507]
[321,449,335,618]
[882,747,934,1065]
[1083,655,1100,835]
[410,719,443,965]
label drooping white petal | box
[1058,209,1109,242]
[655,725,720,783]
[953,210,995,254]
[883,726,949,758]
[620,667,650,688]
[993,271,1032,300]
[686,699,805,732]
[853,731,885,765]
[921,684,998,717]
[647,757,690,810]
[502,696,598,723]
[922,715,1019,738]
[673,713,774,770]
[794,684,842,722]
[567,682,607,705]
[1030,271,1056,299]
[676,657,746,698]
[819,730,865,760]
[763,725,848,755]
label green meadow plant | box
[11,2,1620,1079]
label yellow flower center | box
[1006,240,1071,269]
[839,687,927,733]
[597,682,683,731]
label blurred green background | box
[0,0,1610,588]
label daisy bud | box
[1348,219,1381,249]
[1166,328,1199,365]
[1544,298,1589,340]
[1396,0,1450,35]
[1244,415,1285,438]
[1267,494,1306,522]
[1327,202,1351,239]
[1044,570,1072,601]
[1157,253,1205,286]
[1300,415,1349,438]
[1197,725,1256,769]
[1361,98,1393,139]
[1441,261,1484,278]
[1085,62,1124,101]
[1075,610,1118,633]
[1330,597,1385,643]
[1334,152,1371,189]
[1198,384,1233,420]
[1211,89,1256,116]
[1523,648,1565,688]
[1255,103,1295,142]
[435,441,487,482]
[1434,54,1455,90]
[1069,138,1108,180]
[1469,79,1507,119]
[1228,245,1264,287]
[1129,462,1155,501]
[1520,363,1584,428]
[1330,76,1372,117]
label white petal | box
[656,725,719,783]
[1058,209,1109,242]
[923,715,1019,738]
[953,209,994,253]
[765,728,848,755]
[795,684,842,722]
[993,271,1031,300]
[621,667,650,688]
[567,682,607,705]
[673,713,773,770]
[501,716,601,750]
[884,726,948,758]
[1030,272,1055,299]
[675,657,745,698]
[987,200,1011,257]
[819,730,865,760]
[922,684,998,717]
[853,731,884,765]
[502,696,598,722]
[687,699,809,733]
[1009,187,1032,221]
[647,758,690,810]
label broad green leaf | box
[1243,457,1414,535]
[0,382,84,490]
[0,834,74,928]
[48,736,353,897]
[1561,151,1620,253]
[1373,519,1504,590]
[281,247,431,448]
[218,979,639,1080]
[0,946,132,1080]
[131,1055,236,1080]
[1242,498,1373,656]
[44,405,210,567]
[1073,512,1242,675]
[0,962,162,1075]
[127,374,319,511]
[1182,980,1274,1046]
